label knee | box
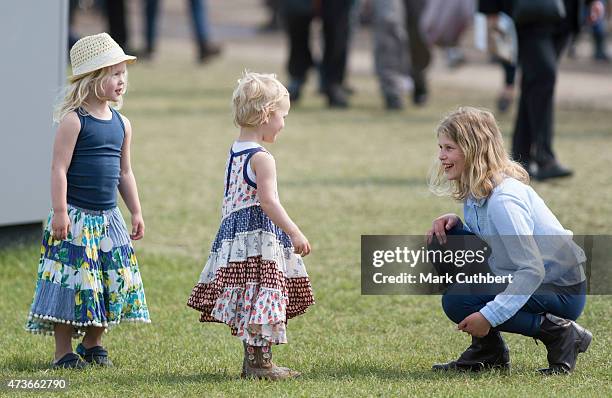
[441,294,467,324]
[566,294,587,321]
[446,225,474,236]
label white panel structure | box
[0,1,68,226]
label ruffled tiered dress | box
[187,142,314,346]
[25,205,150,337]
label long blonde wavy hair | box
[53,65,127,123]
[428,106,529,201]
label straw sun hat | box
[69,32,136,80]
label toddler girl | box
[188,71,315,380]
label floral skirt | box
[187,206,314,346]
[25,205,150,337]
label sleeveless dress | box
[25,108,150,337]
[187,142,314,346]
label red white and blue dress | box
[187,141,314,346]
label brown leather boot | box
[241,343,300,380]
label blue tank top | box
[66,107,125,210]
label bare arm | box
[251,152,311,256]
[50,112,80,240]
[118,115,145,240]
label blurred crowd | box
[68,0,611,181]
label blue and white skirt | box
[25,205,150,337]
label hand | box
[588,0,605,24]
[290,230,311,257]
[426,213,460,245]
[458,312,491,338]
[51,211,71,240]
[130,213,145,240]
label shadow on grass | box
[304,362,512,381]
[2,356,53,372]
[1,360,236,383]
[0,359,513,384]
[119,365,511,385]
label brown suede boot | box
[241,342,300,380]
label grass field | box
[1,49,611,397]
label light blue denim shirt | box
[463,177,586,327]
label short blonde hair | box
[428,106,529,201]
[54,65,128,123]
[231,71,289,128]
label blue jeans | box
[438,226,587,337]
[442,282,586,337]
[145,0,209,52]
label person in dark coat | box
[479,0,604,181]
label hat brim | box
[70,55,137,82]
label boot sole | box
[240,373,301,381]
[432,362,510,372]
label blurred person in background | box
[479,0,605,181]
[142,0,222,63]
[496,60,516,113]
[590,0,610,61]
[259,0,284,33]
[105,0,132,52]
[282,0,354,108]
[485,11,517,113]
[371,0,411,110]
[372,0,475,110]
[371,0,431,110]
[402,0,431,105]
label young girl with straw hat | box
[25,32,150,369]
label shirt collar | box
[466,195,487,207]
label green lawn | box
[1,51,611,397]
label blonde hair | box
[53,65,128,123]
[231,71,289,128]
[428,106,529,201]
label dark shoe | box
[198,42,222,63]
[412,87,428,106]
[241,343,300,380]
[326,84,349,108]
[497,94,513,113]
[343,84,356,96]
[138,48,155,61]
[534,313,592,374]
[534,162,573,181]
[76,343,113,367]
[384,94,404,111]
[594,52,610,62]
[288,79,304,103]
[432,330,510,372]
[319,84,355,97]
[52,352,88,369]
